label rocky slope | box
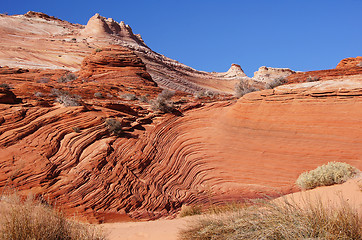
[0,12,250,94]
[1,70,362,223]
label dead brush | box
[179,197,362,240]
[0,193,105,240]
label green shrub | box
[179,198,362,240]
[0,194,105,240]
[296,162,359,190]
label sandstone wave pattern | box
[1,78,362,222]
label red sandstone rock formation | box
[336,56,362,69]
[0,12,251,94]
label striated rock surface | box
[1,77,362,223]
[253,66,295,83]
[0,12,251,94]
[336,56,362,69]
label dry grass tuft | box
[179,205,202,217]
[296,161,360,190]
[179,198,362,240]
[0,193,105,240]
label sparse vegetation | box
[36,78,50,83]
[94,92,104,98]
[138,95,149,103]
[0,193,105,240]
[72,127,81,133]
[180,198,362,240]
[179,205,202,217]
[234,80,259,98]
[52,89,82,107]
[95,48,102,53]
[194,90,217,99]
[105,118,122,136]
[0,83,11,90]
[296,162,360,190]
[306,75,321,82]
[57,73,78,83]
[150,89,175,113]
[265,76,288,89]
[120,93,137,101]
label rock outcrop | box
[336,56,362,69]
[253,66,295,83]
[0,12,251,94]
[0,87,18,104]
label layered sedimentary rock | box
[1,77,362,222]
[336,56,362,69]
[0,12,250,94]
[253,66,295,83]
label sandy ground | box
[101,217,193,240]
[101,176,362,240]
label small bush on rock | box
[120,93,137,101]
[265,77,288,89]
[150,89,175,113]
[105,118,122,136]
[296,162,360,190]
[234,81,259,98]
[57,73,77,83]
[52,89,81,107]
[0,83,11,90]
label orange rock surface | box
[0,12,362,224]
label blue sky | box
[2,0,362,76]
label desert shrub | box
[296,162,359,190]
[265,76,288,89]
[36,78,49,83]
[150,89,175,113]
[179,198,362,240]
[94,92,104,98]
[306,75,321,82]
[105,118,122,135]
[234,81,259,98]
[0,194,105,240]
[52,89,81,107]
[72,127,81,133]
[34,92,45,98]
[194,90,217,99]
[0,83,11,90]
[95,48,102,53]
[57,73,77,83]
[120,93,138,101]
[179,205,202,217]
[138,95,149,103]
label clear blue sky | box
[2,0,362,76]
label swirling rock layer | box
[1,78,362,223]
